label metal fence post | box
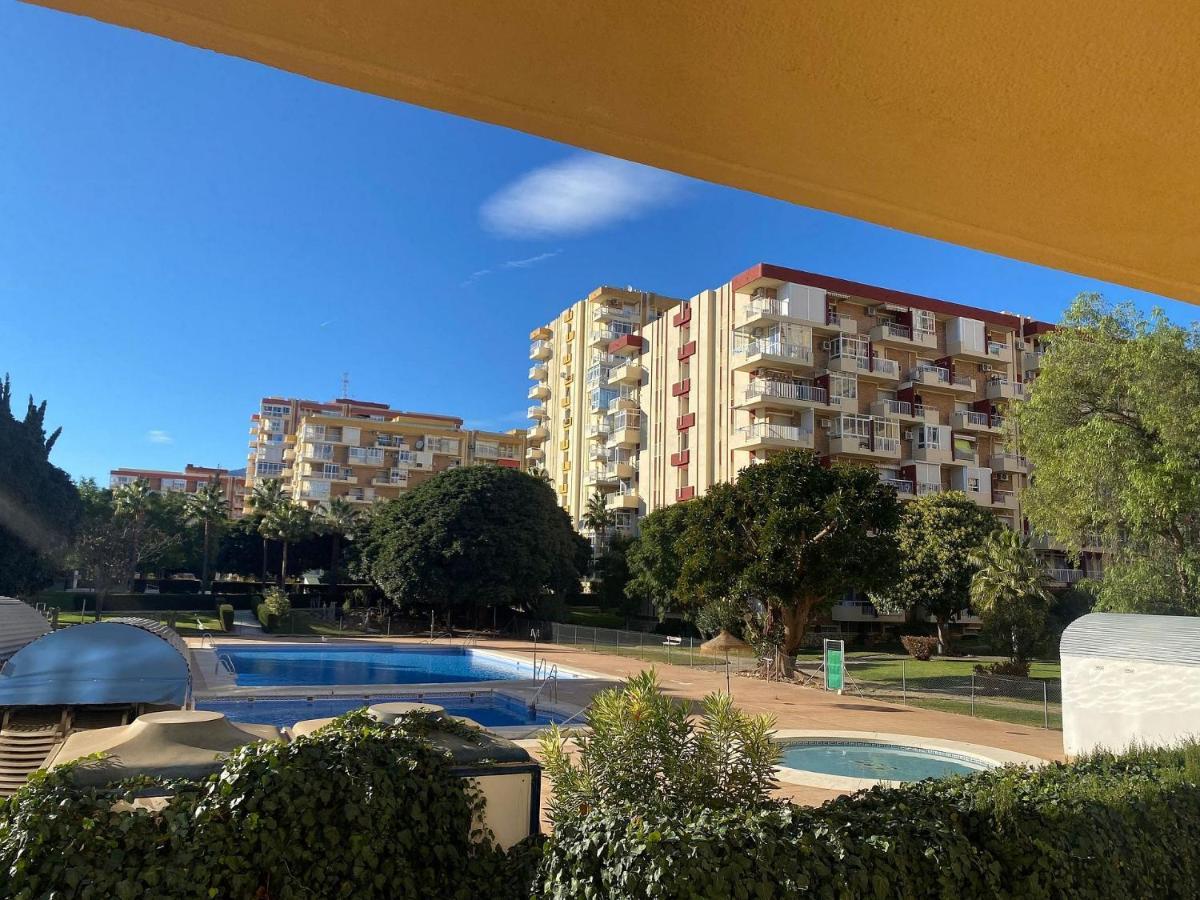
[970,675,976,716]
[593,628,598,651]
[689,638,694,667]
[901,661,907,705]
[639,631,644,661]
[1043,681,1049,729]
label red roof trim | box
[729,263,1051,331]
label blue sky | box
[2,3,1196,484]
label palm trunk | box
[330,533,341,591]
[201,521,211,594]
[280,541,289,586]
[261,536,269,586]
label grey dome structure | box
[0,597,51,665]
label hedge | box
[254,602,278,632]
[217,603,235,632]
[537,743,1200,899]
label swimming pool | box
[198,692,567,728]
[778,739,989,781]
[214,644,571,688]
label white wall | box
[1062,655,1200,757]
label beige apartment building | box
[109,464,247,517]
[528,263,1093,592]
[246,396,524,509]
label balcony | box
[985,378,1026,401]
[586,466,620,488]
[610,362,645,385]
[869,321,938,349]
[610,413,641,448]
[372,473,409,487]
[525,446,545,461]
[734,421,815,452]
[606,488,640,511]
[870,399,914,420]
[590,327,623,349]
[675,486,696,502]
[952,409,998,432]
[738,380,828,412]
[614,456,638,478]
[1048,568,1085,586]
[732,338,814,373]
[528,383,550,400]
[529,326,552,342]
[947,329,1014,363]
[1022,349,1045,373]
[908,441,952,464]
[530,340,551,360]
[345,488,378,504]
[528,404,548,420]
[989,452,1029,473]
[879,476,915,497]
[991,489,1018,509]
[827,416,901,460]
[526,424,548,443]
[609,333,646,356]
[593,304,635,323]
[827,353,899,381]
[916,481,945,496]
[529,364,548,381]
[904,365,976,393]
[820,310,859,335]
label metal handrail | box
[199,631,215,649]
[529,663,559,708]
[215,653,237,676]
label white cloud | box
[146,430,173,445]
[480,154,686,238]
[460,250,562,287]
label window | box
[678,430,690,451]
[829,373,858,403]
[161,478,187,492]
[916,425,942,449]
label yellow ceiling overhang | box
[27,1,1200,304]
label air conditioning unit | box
[821,340,832,350]
[903,429,914,440]
[819,419,832,429]
[865,306,879,316]
[980,364,994,373]
[997,472,1011,482]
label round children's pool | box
[778,739,990,782]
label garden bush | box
[538,743,1200,899]
[254,600,278,632]
[900,634,939,660]
[975,658,1032,678]
[217,603,234,632]
[0,711,522,900]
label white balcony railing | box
[987,341,1007,356]
[878,322,912,340]
[908,363,951,383]
[1049,568,1085,584]
[738,422,812,443]
[917,482,944,495]
[880,477,914,494]
[875,399,911,417]
[744,381,828,404]
[734,339,813,365]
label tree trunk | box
[201,522,211,594]
[779,596,821,677]
[330,533,341,594]
[261,537,269,586]
[280,541,289,586]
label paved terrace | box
[188,634,1066,818]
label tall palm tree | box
[113,479,154,590]
[185,478,229,594]
[969,529,1053,664]
[581,490,616,558]
[261,500,314,586]
[318,497,360,592]
[248,478,287,584]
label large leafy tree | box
[969,529,1052,664]
[360,465,590,625]
[185,478,230,593]
[260,500,314,585]
[0,375,80,597]
[1013,294,1200,612]
[630,450,901,673]
[591,535,637,622]
[624,502,695,614]
[318,496,360,590]
[873,492,1000,654]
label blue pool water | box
[197,693,566,728]
[215,644,569,687]
[779,741,989,781]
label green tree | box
[248,478,287,584]
[631,450,901,674]
[185,478,229,593]
[360,465,589,626]
[260,501,314,585]
[581,491,615,544]
[0,374,80,596]
[317,496,360,591]
[624,502,694,614]
[1013,294,1200,612]
[591,535,636,622]
[969,529,1052,664]
[873,491,1000,654]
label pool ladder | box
[530,662,559,708]
[215,653,238,678]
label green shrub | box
[901,634,939,660]
[254,601,278,632]
[975,658,1032,677]
[217,603,234,632]
[693,596,748,639]
[262,586,291,617]
[538,744,1200,899]
[0,711,525,900]
[539,670,779,823]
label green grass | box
[907,696,1063,730]
[562,608,628,629]
[826,653,1061,686]
[55,611,224,635]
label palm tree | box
[185,478,229,594]
[261,500,314,586]
[113,479,154,591]
[969,529,1053,664]
[248,479,287,584]
[318,497,360,592]
[582,491,616,549]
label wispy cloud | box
[460,250,562,287]
[480,153,686,239]
[146,429,173,445]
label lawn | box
[54,611,223,636]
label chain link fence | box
[510,619,1063,729]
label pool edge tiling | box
[771,729,1048,792]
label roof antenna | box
[341,371,350,399]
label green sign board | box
[824,639,845,692]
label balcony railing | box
[989,452,1028,469]
[917,482,944,495]
[960,410,990,427]
[738,422,812,443]
[878,322,912,339]
[880,477,914,494]
[907,364,950,383]
[874,399,911,417]
[987,341,1007,356]
[744,381,827,404]
[1049,568,1084,584]
[733,339,813,364]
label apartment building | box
[526,285,684,545]
[529,263,1098,592]
[109,464,247,517]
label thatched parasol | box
[699,629,752,655]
